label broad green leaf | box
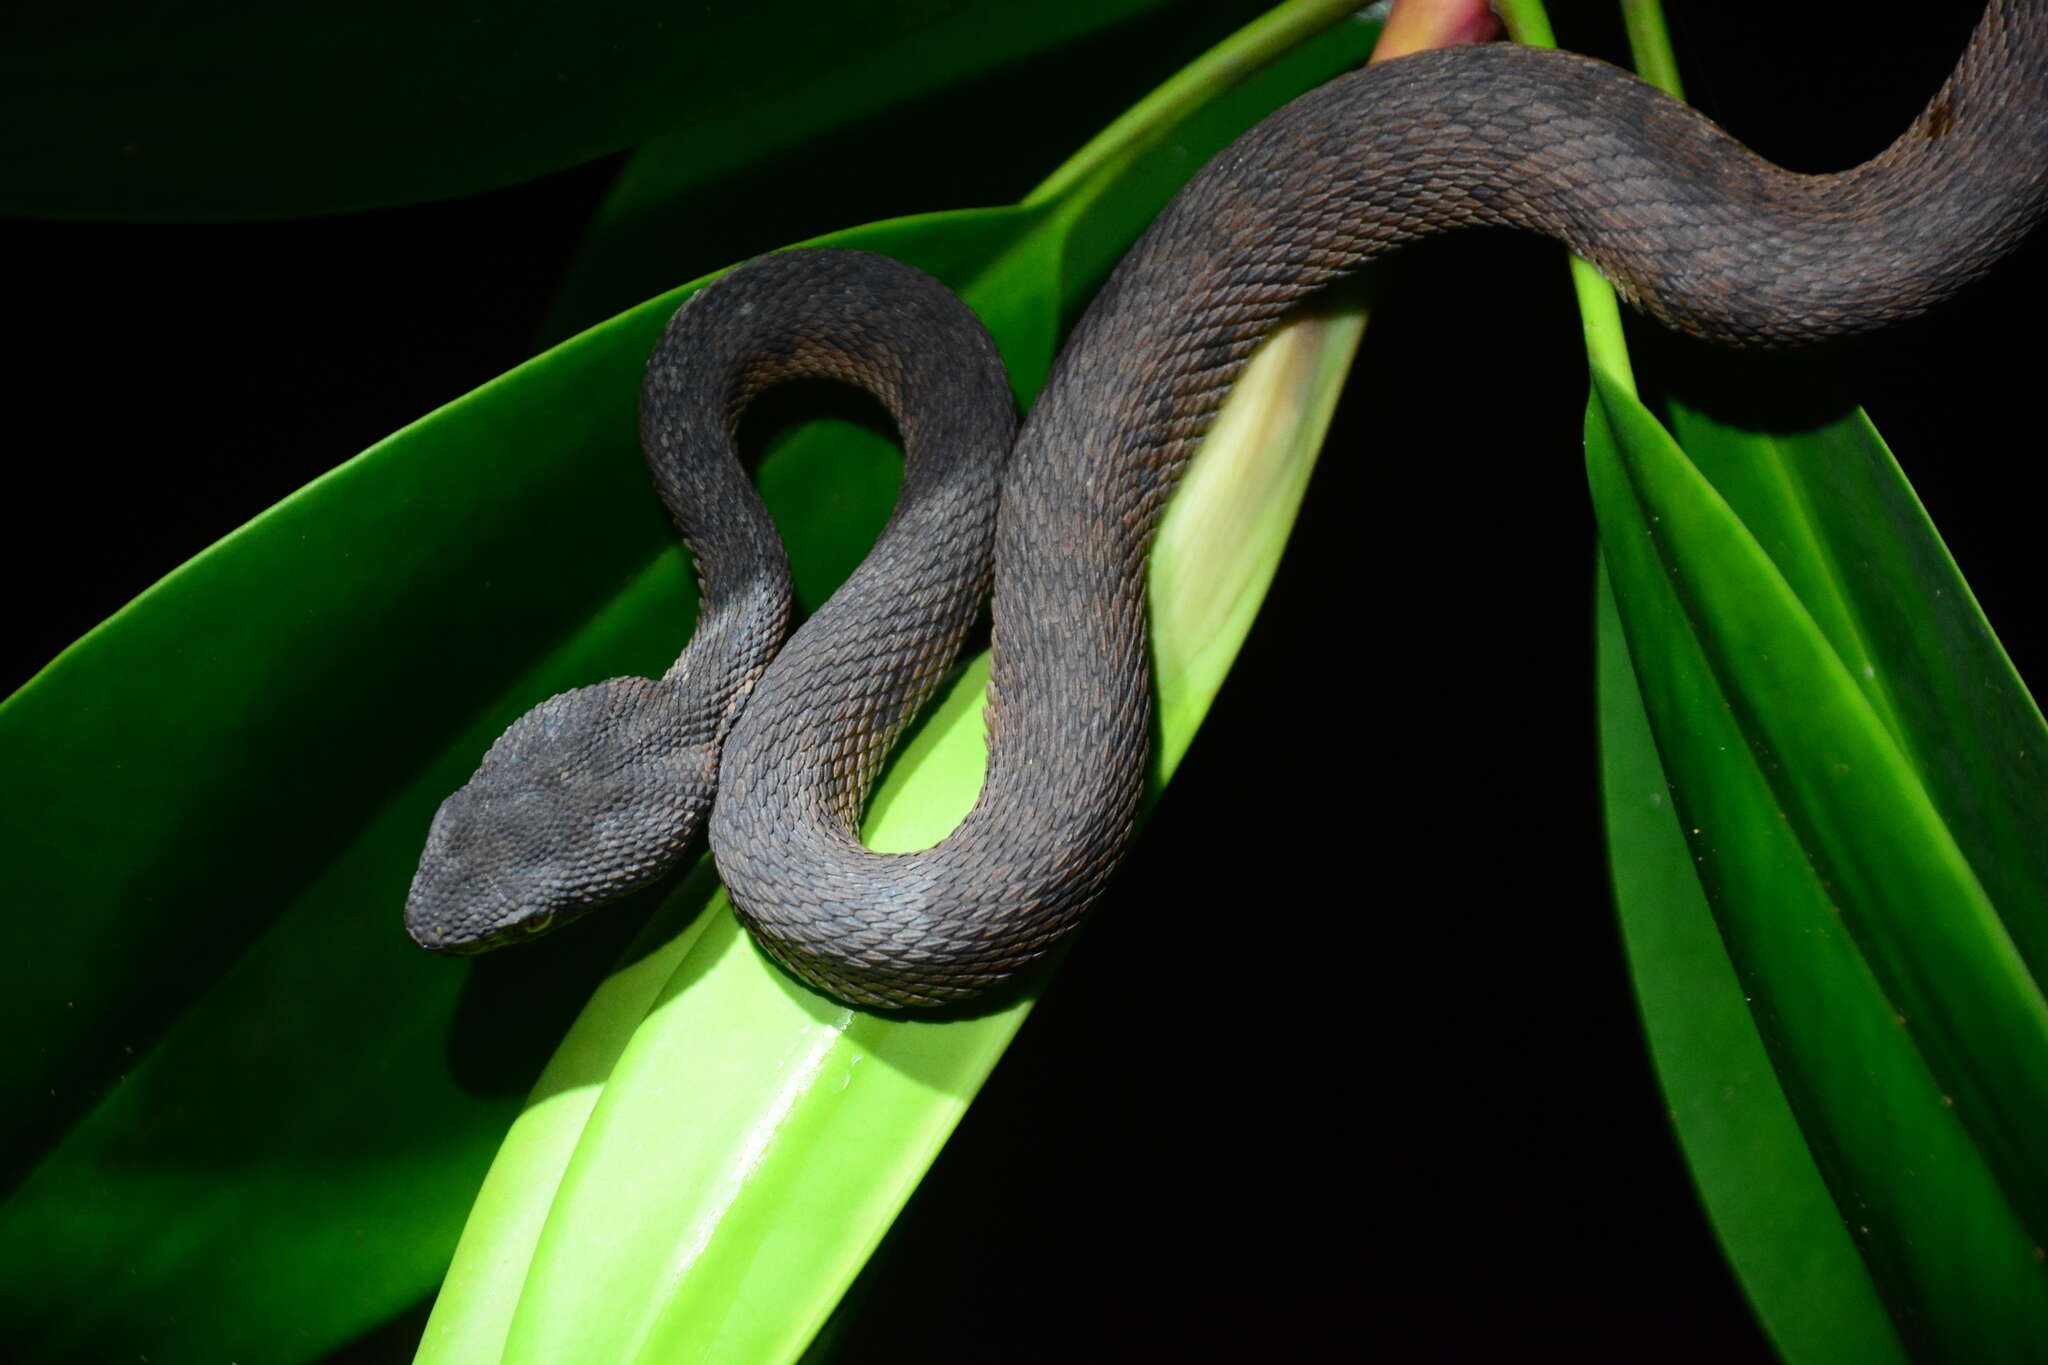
[1654,384,2048,982]
[0,1,1204,220]
[1607,370,2048,1360]
[423,303,1369,1365]
[423,9,1384,1354]
[0,203,1027,1365]
[1588,372,2048,1359]
[0,7,1383,1360]
[1597,560,1907,1365]
[1525,1,2048,1352]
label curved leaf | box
[0,202,1015,1365]
[424,10,1386,1356]
[0,0,1206,220]
[1589,372,2048,1359]
[542,0,1390,339]
[0,7,1385,1360]
[1598,560,1908,1365]
[1655,391,2048,979]
[1535,1,2048,1353]
[425,304,1368,1365]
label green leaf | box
[420,15,1382,1353]
[1589,371,2048,1359]
[541,0,1389,340]
[1654,385,2048,982]
[423,301,1369,1365]
[0,0,1199,220]
[0,202,1014,1365]
[1526,1,2048,1352]
[1597,559,1907,1365]
[0,8,1383,1360]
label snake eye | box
[522,911,555,936]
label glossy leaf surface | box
[0,10,1384,1360]
[1597,561,1907,1365]
[1589,372,2048,1359]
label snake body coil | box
[410,2,2048,1007]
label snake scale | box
[407,2,2048,1006]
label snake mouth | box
[402,906,475,956]
[405,914,551,956]
[403,876,604,955]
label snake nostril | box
[523,911,555,936]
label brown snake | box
[407,2,2048,1006]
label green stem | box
[1492,0,1638,397]
[1024,0,1379,207]
[1565,263,1639,396]
[1622,0,1687,101]
[1494,0,1556,48]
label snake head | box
[405,676,716,954]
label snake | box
[406,1,2048,1007]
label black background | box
[4,1,2041,1360]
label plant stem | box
[1621,0,1686,101]
[1492,0,1638,397]
[1024,0,1381,207]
